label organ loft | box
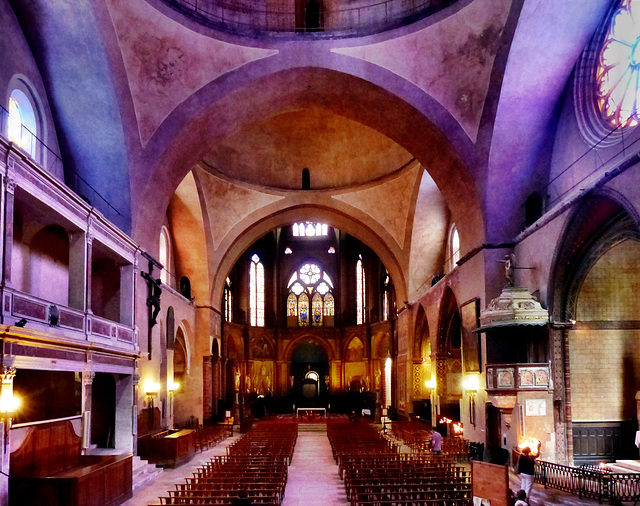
[0,0,640,504]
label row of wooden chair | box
[194,425,231,453]
[150,420,298,506]
[328,419,471,506]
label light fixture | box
[328,247,335,254]
[425,378,437,390]
[168,380,180,395]
[0,391,19,453]
[462,374,480,393]
[284,247,292,255]
[144,380,160,406]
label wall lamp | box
[462,374,480,427]
[168,380,180,396]
[0,391,19,453]
[144,381,160,407]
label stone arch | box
[548,193,640,463]
[413,304,430,360]
[212,205,408,310]
[343,336,365,363]
[435,286,462,399]
[135,65,483,258]
[283,334,336,363]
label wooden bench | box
[138,429,196,468]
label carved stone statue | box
[499,253,516,286]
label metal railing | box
[0,105,122,224]
[536,460,640,503]
[161,0,457,37]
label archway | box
[435,287,462,424]
[290,340,329,408]
[412,305,432,419]
[551,193,640,464]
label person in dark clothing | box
[517,441,541,503]
[232,490,252,506]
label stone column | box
[68,232,87,311]
[120,263,135,327]
[133,373,139,454]
[85,233,94,315]
[2,177,15,289]
[81,371,95,454]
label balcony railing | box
[3,288,136,349]
[161,0,457,38]
[535,460,640,503]
[485,362,550,392]
[0,105,122,224]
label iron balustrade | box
[535,460,640,503]
[161,0,457,37]
[0,104,122,224]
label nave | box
[124,419,608,506]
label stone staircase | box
[132,455,163,493]
[605,459,640,474]
[298,423,327,433]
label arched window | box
[448,225,460,272]
[159,227,171,285]
[7,89,37,158]
[287,262,334,326]
[382,272,391,321]
[224,277,233,322]
[356,256,366,324]
[249,254,264,327]
[298,292,310,327]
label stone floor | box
[281,428,348,506]
[121,424,633,506]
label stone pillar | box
[1,177,15,289]
[81,371,95,454]
[85,233,94,314]
[68,232,87,311]
[120,264,135,327]
[133,373,139,454]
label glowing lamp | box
[462,374,479,393]
[453,422,463,435]
[0,391,19,418]
[425,378,437,390]
[168,380,180,394]
[144,381,160,398]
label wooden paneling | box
[10,419,81,478]
[471,460,509,506]
[572,421,639,464]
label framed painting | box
[460,298,481,372]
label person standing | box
[517,441,541,503]
[430,429,443,455]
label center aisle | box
[282,425,348,506]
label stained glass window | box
[224,277,233,322]
[597,0,640,127]
[287,293,297,316]
[249,254,264,327]
[383,291,389,321]
[449,225,460,272]
[298,293,309,326]
[356,257,366,324]
[299,263,321,284]
[287,262,333,325]
[312,293,323,326]
[324,293,334,316]
[292,222,329,237]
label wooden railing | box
[535,460,640,503]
